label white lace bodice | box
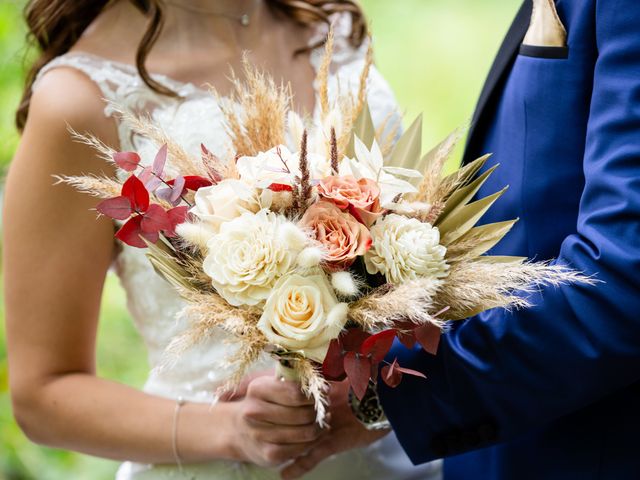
[34,15,441,480]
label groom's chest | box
[466,0,598,259]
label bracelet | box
[172,396,186,471]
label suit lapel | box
[463,0,533,164]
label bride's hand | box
[229,376,325,467]
[280,380,390,480]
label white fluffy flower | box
[258,273,348,362]
[190,180,261,232]
[365,214,449,284]
[203,210,309,306]
[339,137,422,207]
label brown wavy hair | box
[16,0,367,131]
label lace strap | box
[32,52,201,120]
[33,52,142,116]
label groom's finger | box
[280,440,335,480]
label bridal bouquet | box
[61,33,588,424]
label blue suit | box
[379,1,640,478]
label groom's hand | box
[280,380,390,480]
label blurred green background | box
[0,0,520,478]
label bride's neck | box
[160,0,268,46]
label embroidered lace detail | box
[34,15,439,480]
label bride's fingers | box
[247,376,315,407]
[250,422,325,445]
[219,369,274,401]
[259,442,317,467]
[244,401,319,426]
[280,440,334,480]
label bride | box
[4,1,442,479]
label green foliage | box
[0,2,28,171]
[0,0,520,478]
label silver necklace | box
[164,0,260,27]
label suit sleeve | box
[378,2,640,464]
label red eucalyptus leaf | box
[361,329,396,363]
[152,144,168,175]
[155,187,174,204]
[381,360,403,388]
[415,324,442,355]
[344,352,372,400]
[395,321,417,349]
[165,206,189,237]
[96,196,132,220]
[322,339,346,380]
[167,175,213,191]
[183,175,214,191]
[122,175,150,212]
[268,183,294,192]
[113,152,141,172]
[139,167,163,192]
[115,216,159,248]
[170,175,186,203]
[341,328,371,352]
[397,330,417,350]
[395,366,427,379]
[141,204,172,233]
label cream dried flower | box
[203,210,309,306]
[365,214,449,284]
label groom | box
[284,0,640,478]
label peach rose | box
[317,175,383,227]
[300,201,372,270]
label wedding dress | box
[35,15,442,480]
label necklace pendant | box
[240,14,250,27]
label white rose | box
[236,146,300,188]
[258,273,349,362]
[203,210,309,306]
[190,180,261,232]
[365,214,449,284]
[237,145,330,188]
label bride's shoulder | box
[29,67,113,136]
[23,67,119,171]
